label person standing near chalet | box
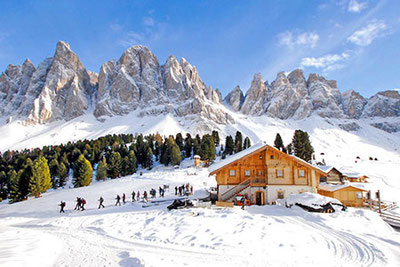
[115,195,121,206]
[81,198,86,211]
[159,187,162,198]
[190,185,193,195]
[98,196,105,209]
[178,186,182,196]
[137,191,140,201]
[122,193,126,204]
[175,186,178,195]
[131,191,136,202]
[241,196,246,210]
[59,201,66,213]
[143,191,148,202]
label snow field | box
[0,165,400,266]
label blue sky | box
[0,0,399,97]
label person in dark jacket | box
[131,191,136,202]
[59,201,66,213]
[115,195,121,206]
[122,193,126,204]
[74,197,81,210]
[175,186,178,195]
[241,196,246,210]
[143,191,148,202]
[98,196,105,209]
[137,191,140,201]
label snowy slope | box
[0,164,399,267]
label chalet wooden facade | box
[318,166,345,184]
[209,142,328,205]
[318,183,367,207]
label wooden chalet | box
[343,172,368,183]
[209,142,328,205]
[317,166,345,184]
[318,183,367,207]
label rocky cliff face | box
[224,70,399,121]
[0,41,399,129]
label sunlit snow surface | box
[0,110,400,266]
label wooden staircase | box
[220,177,266,202]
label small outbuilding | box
[343,172,368,183]
[317,166,345,184]
[318,183,367,207]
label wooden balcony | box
[250,177,267,186]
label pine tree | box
[96,157,108,181]
[243,137,251,149]
[19,158,34,199]
[108,152,122,179]
[274,133,287,153]
[170,142,181,166]
[30,156,52,197]
[56,162,68,187]
[49,159,59,188]
[234,131,243,153]
[212,130,220,146]
[145,147,153,170]
[8,170,21,203]
[292,130,314,162]
[199,134,216,160]
[73,154,93,187]
[184,134,193,158]
[224,135,234,156]
[175,133,184,151]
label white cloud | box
[348,0,367,13]
[143,17,155,27]
[119,32,144,47]
[348,21,386,46]
[110,23,122,32]
[300,52,350,72]
[278,31,319,49]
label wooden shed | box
[318,183,367,207]
[317,166,345,184]
[343,172,368,183]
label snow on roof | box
[315,165,336,173]
[209,142,267,173]
[318,182,367,192]
[342,171,366,178]
[194,155,201,159]
[209,142,327,175]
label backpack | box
[82,199,86,205]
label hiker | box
[137,191,140,201]
[161,188,165,197]
[190,185,193,195]
[115,195,121,206]
[98,196,105,209]
[175,186,178,195]
[159,187,162,197]
[143,191,148,202]
[74,197,81,210]
[241,196,246,210]
[178,186,182,196]
[122,193,126,204]
[81,198,86,211]
[59,201,66,213]
[131,191,136,202]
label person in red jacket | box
[122,193,126,204]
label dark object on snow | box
[167,199,193,210]
[374,158,378,161]
[59,201,66,213]
[295,202,345,213]
[356,156,360,159]
[98,196,105,209]
[369,157,373,160]
[115,195,121,206]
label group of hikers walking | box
[174,183,193,196]
[58,184,191,213]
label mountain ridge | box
[0,41,399,134]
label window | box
[259,154,263,159]
[299,170,305,178]
[245,170,251,177]
[356,192,362,199]
[229,170,235,176]
[277,191,284,199]
[270,155,274,159]
[258,170,263,176]
[276,170,283,177]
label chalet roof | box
[316,165,337,173]
[209,142,267,173]
[342,171,368,178]
[209,142,328,176]
[318,182,367,192]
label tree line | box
[0,128,313,203]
